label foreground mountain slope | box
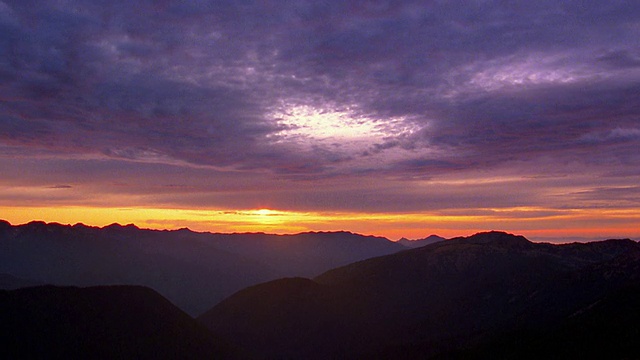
[0,285,242,359]
[439,283,640,359]
[199,231,640,359]
[0,220,403,315]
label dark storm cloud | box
[1,0,639,192]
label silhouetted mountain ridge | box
[398,234,446,248]
[452,230,530,247]
[200,231,640,359]
[0,285,242,359]
[0,273,44,290]
[0,220,403,315]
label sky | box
[1,0,639,241]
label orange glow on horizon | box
[0,205,638,242]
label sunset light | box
[273,105,383,140]
[0,0,638,242]
[3,2,640,358]
[254,208,275,216]
[2,204,638,242]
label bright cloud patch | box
[465,53,590,92]
[268,104,416,161]
[272,105,386,141]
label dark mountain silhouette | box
[0,285,242,359]
[398,234,446,248]
[0,220,403,315]
[0,273,43,290]
[440,284,640,359]
[199,231,640,359]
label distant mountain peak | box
[458,231,532,248]
[104,223,139,230]
[398,234,445,248]
[468,230,528,240]
[297,230,357,237]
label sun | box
[255,208,274,216]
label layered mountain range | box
[0,220,403,315]
[2,221,639,359]
[200,231,640,359]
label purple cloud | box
[1,0,639,227]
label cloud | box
[0,0,639,226]
[48,185,72,189]
[597,49,640,69]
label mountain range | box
[397,234,446,248]
[2,221,639,359]
[0,220,403,315]
[199,231,640,359]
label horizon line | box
[2,218,637,244]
